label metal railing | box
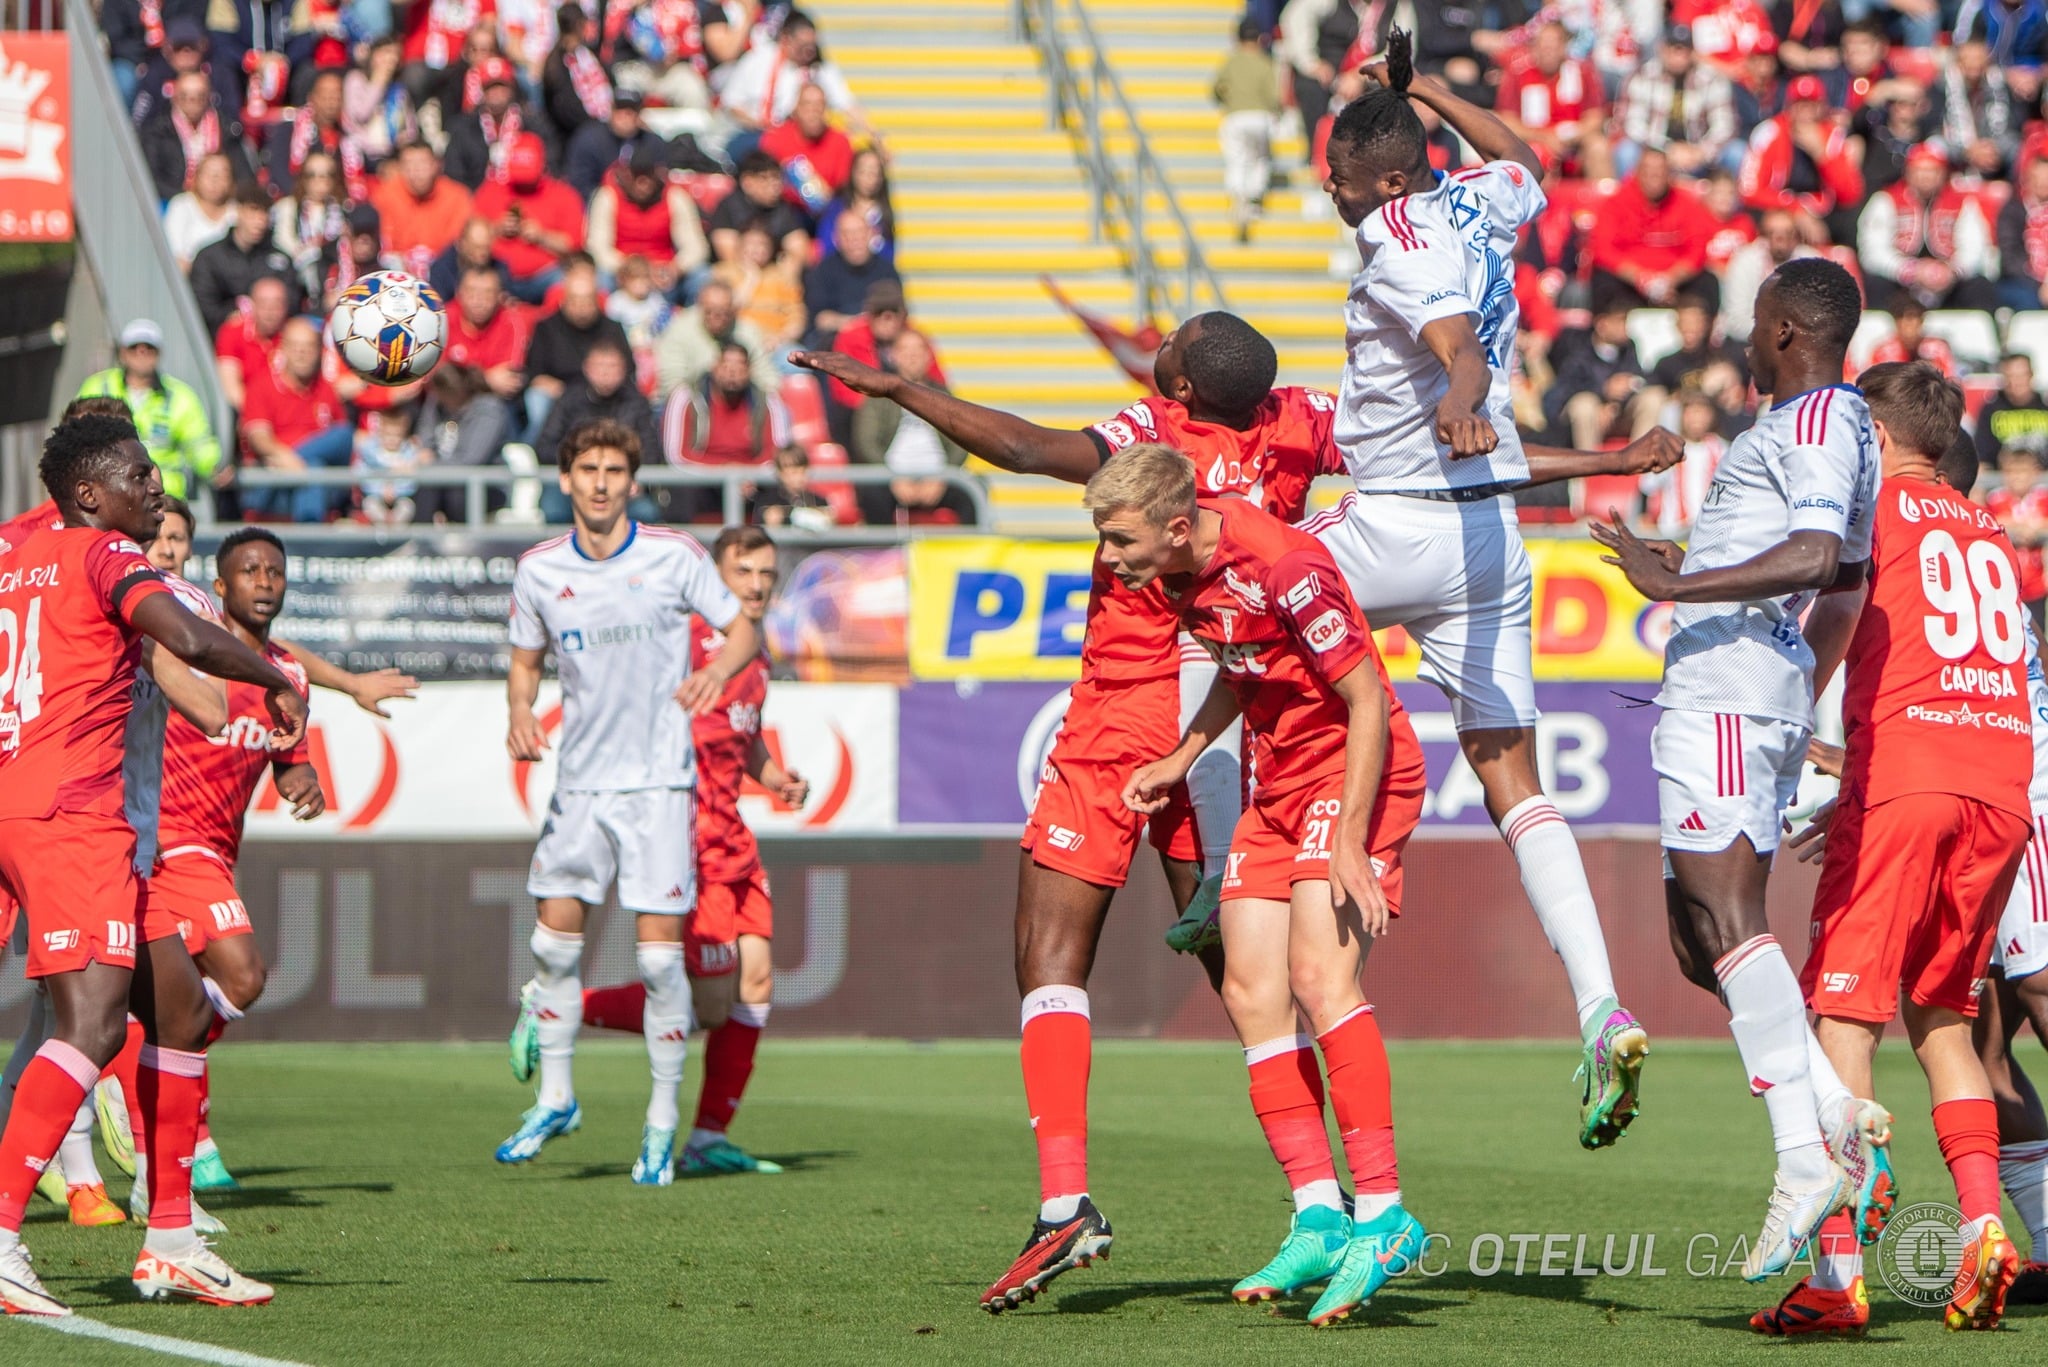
[228,464,995,537]
[1013,0,1228,321]
[63,0,234,468]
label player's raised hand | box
[1807,737,1846,779]
[276,765,326,821]
[673,670,724,716]
[507,708,550,761]
[788,349,894,397]
[1789,797,1837,864]
[264,686,308,750]
[1434,401,1499,459]
[1122,758,1187,815]
[1591,512,1683,599]
[1611,428,1684,476]
[349,668,419,718]
[1330,842,1390,937]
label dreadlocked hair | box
[1326,29,1428,174]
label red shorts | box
[146,849,253,957]
[0,811,146,978]
[1803,791,2030,1021]
[687,868,771,977]
[1221,759,1426,908]
[1019,675,1198,888]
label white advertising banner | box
[241,681,899,840]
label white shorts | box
[1304,492,1539,731]
[1993,809,2048,980]
[1653,709,1809,857]
[528,787,696,915]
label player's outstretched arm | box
[142,641,230,737]
[789,350,1104,483]
[1124,677,1243,815]
[1369,65,1543,180]
[279,638,419,718]
[675,612,764,715]
[131,593,306,746]
[507,645,550,761]
[1593,514,1845,603]
[1417,316,1499,458]
[1325,661,1391,934]
[745,736,810,809]
[1522,431,1683,488]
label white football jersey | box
[1658,385,1878,724]
[509,524,741,793]
[126,572,221,871]
[1336,161,1541,493]
[2024,626,2048,807]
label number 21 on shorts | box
[1298,799,1340,863]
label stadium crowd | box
[105,0,972,527]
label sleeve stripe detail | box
[1796,388,1835,446]
[517,533,573,562]
[639,525,710,558]
[1385,196,1420,251]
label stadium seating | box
[1626,309,1682,371]
[2006,312,2048,376]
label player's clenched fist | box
[276,765,326,821]
[507,707,550,761]
[1434,400,1499,458]
[265,685,309,749]
[1122,756,1190,816]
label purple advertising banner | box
[898,681,1665,831]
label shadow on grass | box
[509,1276,611,1285]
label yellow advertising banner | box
[908,536,1672,682]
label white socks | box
[1499,797,1618,1028]
[730,1001,770,1030]
[1805,1025,1852,1139]
[1040,1193,1084,1223]
[2002,1140,2048,1256]
[1178,652,1242,878]
[1717,935,1829,1180]
[1352,1190,1401,1223]
[144,1223,201,1257]
[530,923,584,1110]
[1294,1179,1345,1215]
[637,941,690,1132]
[58,1097,101,1188]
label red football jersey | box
[1496,55,1603,133]
[1167,498,1416,797]
[1080,388,1344,686]
[691,614,771,885]
[0,499,60,550]
[1841,476,2032,817]
[158,640,310,866]
[0,525,168,819]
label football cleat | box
[1823,1098,1895,1245]
[1750,1275,1870,1335]
[133,1240,274,1306]
[66,1183,127,1227]
[1575,1001,1649,1149]
[2008,1259,2048,1305]
[494,1099,581,1164]
[94,1079,136,1177]
[981,1197,1112,1314]
[1307,1203,1427,1327]
[32,1156,64,1209]
[127,1178,229,1235]
[1743,1161,1850,1282]
[0,1242,68,1317]
[1232,1204,1348,1302]
[191,1146,240,1194]
[1164,874,1225,955]
[508,981,542,1084]
[631,1125,675,1186]
[679,1138,783,1176]
[1946,1216,2019,1331]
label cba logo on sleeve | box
[1305,608,1349,653]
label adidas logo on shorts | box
[1679,811,1708,833]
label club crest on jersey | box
[1223,566,1266,613]
[727,699,761,734]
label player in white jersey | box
[1304,30,1648,1149]
[1595,258,1878,1281]
[496,417,759,1185]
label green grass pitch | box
[2,1038,2044,1365]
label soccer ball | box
[326,270,447,386]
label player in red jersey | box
[1093,444,1428,1326]
[0,414,306,1316]
[572,526,811,1176]
[799,317,1678,1312]
[1756,365,2035,1335]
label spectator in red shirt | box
[678,343,786,467]
[588,143,709,296]
[1866,299,1959,378]
[472,132,587,303]
[214,273,291,411]
[266,70,370,202]
[1496,21,1613,180]
[240,318,352,522]
[825,280,944,445]
[372,140,475,276]
[1701,166,1758,272]
[1857,141,1999,313]
[401,0,499,112]
[1588,149,1722,313]
[1999,154,2048,312]
[1738,73,1863,232]
[761,83,855,219]
[445,264,534,413]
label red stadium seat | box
[806,441,863,526]
[1575,473,1641,526]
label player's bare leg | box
[1980,971,2048,1300]
[186,936,267,1193]
[1463,725,1647,1146]
[1666,845,1847,1281]
[684,933,782,1175]
[128,933,271,1305]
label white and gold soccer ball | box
[326,270,447,386]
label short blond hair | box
[1083,443,1195,528]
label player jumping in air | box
[498,419,760,1185]
[529,525,810,1177]
[1309,31,1649,1145]
[798,317,1675,1312]
[1101,445,1428,1326]
[1593,258,1878,1281]
[1755,379,2033,1333]
[0,414,307,1315]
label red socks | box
[137,1045,207,1231]
[1319,1005,1399,1195]
[0,1041,99,1232]
[1935,1097,2003,1223]
[111,1016,147,1159]
[583,982,647,1033]
[1247,1036,1336,1190]
[1020,987,1091,1203]
[694,1003,768,1135]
